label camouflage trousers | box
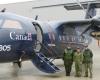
[64,61,73,76]
[75,62,82,77]
[83,63,93,78]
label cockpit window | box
[2,20,22,29]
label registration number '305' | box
[0,45,11,52]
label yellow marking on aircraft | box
[91,32,100,40]
[91,32,100,36]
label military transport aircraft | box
[0,1,99,74]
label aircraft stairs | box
[32,52,60,73]
[32,41,60,73]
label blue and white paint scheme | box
[0,2,99,74]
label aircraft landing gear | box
[13,61,22,68]
[13,50,26,68]
[12,61,22,76]
[12,50,25,75]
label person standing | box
[73,47,83,77]
[83,46,93,78]
[63,47,73,76]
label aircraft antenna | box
[1,8,6,12]
[35,15,38,20]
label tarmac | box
[0,40,99,80]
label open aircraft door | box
[32,22,43,52]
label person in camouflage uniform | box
[73,48,83,77]
[83,46,93,78]
[63,47,73,76]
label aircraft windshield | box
[0,19,22,29]
[2,20,22,29]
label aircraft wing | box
[60,19,92,26]
[60,18,100,26]
[59,19,100,36]
[68,18,100,26]
[58,19,97,36]
[57,19,91,32]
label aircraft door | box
[33,23,43,52]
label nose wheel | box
[13,61,22,68]
[12,61,22,76]
[12,51,26,68]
